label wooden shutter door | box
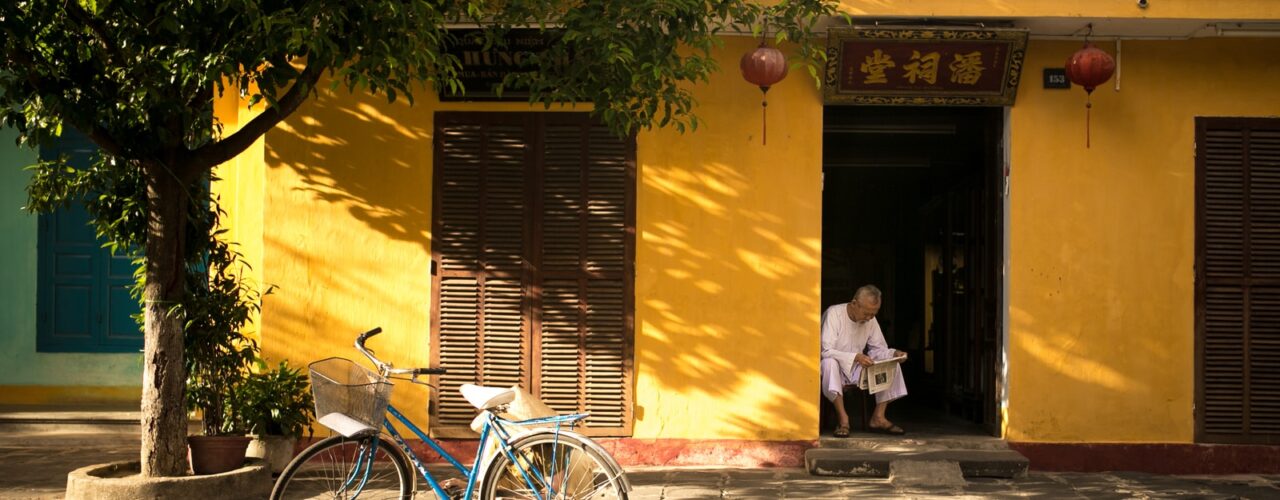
[1196,117,1280,444]
[431,113,634,437]
[432,115,532,432]
[536,115,634,436]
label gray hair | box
[854,285,882,304]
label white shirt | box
[820,303,895,380]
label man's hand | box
[854,353,874,367]
[893,350,907,359]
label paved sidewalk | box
[3,432,1279,499]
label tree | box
[1,0,837,477]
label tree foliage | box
[2,0,839,156]
[1,0,839,477]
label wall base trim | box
[0,385,140,406]
[1009,442,1280,474]
[392,438,815,468]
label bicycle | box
[271,327,631,500]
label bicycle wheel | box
[480,431,628,500]
[271,434,413,500]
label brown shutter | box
[1196,117,1280,444]
[431,113,634,437]
[536,116,633,434]
[432,116,532,431]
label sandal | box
[869,424,906,435]
[833,425,850,438]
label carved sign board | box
[824,27,1029,106]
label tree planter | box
[65,459,270,499]
[189,435,252,475]
[246,435,298,474]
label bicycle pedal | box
[439,478,466,499]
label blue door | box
[36,130,142,352]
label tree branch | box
[189,61,325,172]
[3,42,130,158]
[63,1,126,66]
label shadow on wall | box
[254,60,822,440]
[254,81,436,416]
[265,90,434,251]
[634,152,822,440]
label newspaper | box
[857,355,907,395]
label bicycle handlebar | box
[355,327,447,377]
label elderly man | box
[820,285,907,436]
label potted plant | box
[239,359,315,473]
[183,224,267,475]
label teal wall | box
[0,127,141,393]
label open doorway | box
[819,106,1004,436]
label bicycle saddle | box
[460,383,516,410]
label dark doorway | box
[819,106,1003,436]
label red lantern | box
[740,40,788,145]
[1064,42,1116,148]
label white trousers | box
[820,357,907,404]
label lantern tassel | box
[762,98,768,145]
[1085,98,1092,149]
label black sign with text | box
[1043,68,1071,89]
[440,29,561,101]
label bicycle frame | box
[342,402,590,500]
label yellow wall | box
[213,84,267,344]
[216,26,1280,445]
[251,91,580,429]
[632,37,824,440]
[838,0,1277,19]
[216,37,824,439]
[1006,38,1280,443]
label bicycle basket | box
[308,357,393,437]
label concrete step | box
[805,448,1030,479]
[0,405,142,435]
[0,405,201,436]
[816,434,1013,451]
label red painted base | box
[400,438,813,468]
[1009,442,1280,474]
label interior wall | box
[1006,38,1280,443]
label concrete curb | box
[64,459,270,500]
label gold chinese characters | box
[858,49,986,85]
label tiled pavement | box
[3,433,1279,499]
[621,467,1280,499]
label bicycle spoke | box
[273,436,410,499]
[484,434,625,500]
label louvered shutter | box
[431,113,634,437]
[536,116,633,433]
[433,116,532,430]
[1196,118,1280,444]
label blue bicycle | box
[270,328,630,500]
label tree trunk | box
[140,163,191,477]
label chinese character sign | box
[843,42,1003,91]
[825,27,1029,106]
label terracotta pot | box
[188,435,251,475]
[246,435,298,474]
